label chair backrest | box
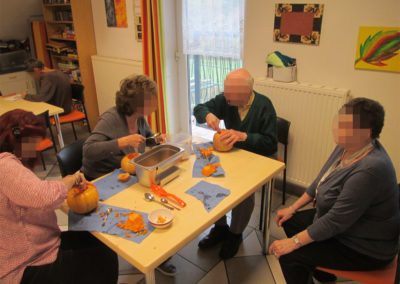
[37,110,57,148]
[56,138,86,177]
[277,116,290,145]
[71,83,85,102]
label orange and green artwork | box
[355,26,400,73]
[105,0,128,28]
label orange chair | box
[36,111,57,170]
[315,254,399,284]
[50,83,91,140]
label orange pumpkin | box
[67,184,99,214]
[213,130,233,152]
[121,153,140,174]
[118,173,130,182]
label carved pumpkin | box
[121,153,140,174]
[67,184,99,214]
[213,130,233,152]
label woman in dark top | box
[269,98,399,284]
[81,74,175,276]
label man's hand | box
[118,134,146,149]
[205,113,220,132]
[219,129,247,147]
[21,91,27,98]
[269,238,297,259]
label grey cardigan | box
[306,140,399,260]
[81,107,153,179]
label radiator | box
[92,55,143,114]
[254,78,350,187]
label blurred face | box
[135,96,158,116]
[332,107,372,149]
[20,136,42,158]
[224,76,252,106]
[28,68,42,81]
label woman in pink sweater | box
[0,109,118,284]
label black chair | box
[259,116,291,231]
[277,117,291,205]
[36,110,58,170]
[56,138,86,177]
[51,84,91,140]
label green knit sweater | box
[193,91,277,157]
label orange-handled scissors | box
[151,184,187,208]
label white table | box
[0,95,65,148]
[63,148,285,283]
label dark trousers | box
[21,231,118,284]
[279,209,392,284]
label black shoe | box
[219,231,242,259]
[156,260,177,277]
[198,225,229,249]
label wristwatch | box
[293,234,302,248]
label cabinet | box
[0,71,37,95]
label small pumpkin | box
[118,172,130,182]
[67,184,99,214]
[121,153,140,174]
[213,130,233,152]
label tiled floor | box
[35,122,361,284]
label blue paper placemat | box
[68,203,155,244]
[192,142,214,155]
[193,154,225,177]
[185,180,230,212]
[93,169,138,201]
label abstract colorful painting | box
[274,3,324,45]
[105,0,128,28]
[355,26,400,73]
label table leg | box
[53,114,64,148]
[262,178,275,254]
[145,270,156,284]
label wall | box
[91,0,142,61]
[244,0,400,179]
[0,0,43,40]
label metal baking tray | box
[131,144,184,187]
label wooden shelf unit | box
[41,0,99,127]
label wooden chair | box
[36,110,57,170]
[50,83,91,140]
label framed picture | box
[105,0,128,28]
[273,3,324,45]
[355,26,400,73]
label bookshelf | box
[41,0,99,127]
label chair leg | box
[259,184,266,230]
[282,168,287,205]
[40,151,46,171]
[71,122,77,140]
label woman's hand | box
[118,134,146,149]
[206,113,221,132]
[159,133,168,144]
[276,207,296,227]
[269,238,297,259]
[220,129,247,147]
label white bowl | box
[148,209,174,229]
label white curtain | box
[182,0,245,59]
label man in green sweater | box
[194,68,278,259]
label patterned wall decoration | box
[273,3,324,45]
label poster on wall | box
[273,3,324,45]
[354,26,400,73]
[105,0,128,28]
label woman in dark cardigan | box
[269,98,399,284]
